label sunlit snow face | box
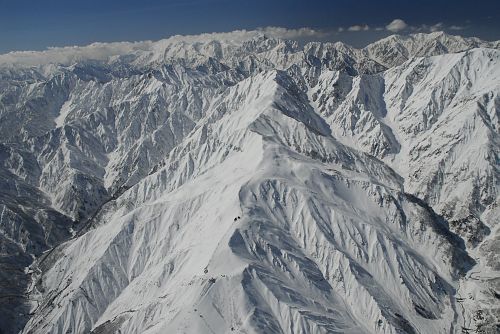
[1,30,499,334]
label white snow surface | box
[0,31,498,334]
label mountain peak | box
[1,31,498,70]
[1,31,499,334]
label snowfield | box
[0,31,498,333]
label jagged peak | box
[365,31,496,53]
[1,30,498,71]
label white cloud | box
[410,23,444,33]
[347,24,370,32]
[0,41,155,68]
[256,26,329,39]
[0,27,338,67]
[429,22,444,32]
[386,19,408,32]
[169,27,335,42]
[384,19,466,34]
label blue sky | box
[1,0,499,53]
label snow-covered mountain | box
[0,31,498,334]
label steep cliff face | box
[0,32,498,333]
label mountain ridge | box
[0,31,498,333]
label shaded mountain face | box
[0,31,498,334]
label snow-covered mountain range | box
[0,31,498,333]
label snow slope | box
[0,31,498,333]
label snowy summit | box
[0,30,499,334]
